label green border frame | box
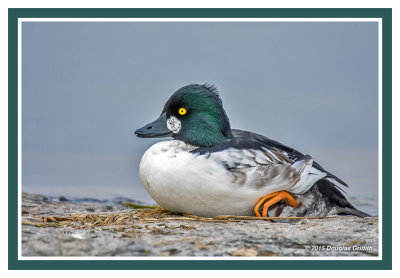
[8,8,392,270]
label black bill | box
[135,112,172,138]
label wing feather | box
[192,129,348,188]
[207,147,326,193]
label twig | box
[141,215,335,222]
[213,215,335,220]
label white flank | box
[139,140,327,217]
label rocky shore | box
[21,192,379,257]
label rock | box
[21,192,379,257]
[231,247,258,256]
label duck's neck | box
[179,129,233,147]
[174,116,234,147]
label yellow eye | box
[178,108,187,115]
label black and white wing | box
[192,129,327,194]
[192,129,369,217]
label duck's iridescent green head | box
[135,84,234,147]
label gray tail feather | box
[335,207,371,218]
[316,179,371,217]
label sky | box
[21,21,379,211]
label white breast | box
[139,141,256,216]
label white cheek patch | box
[167,116,181,133]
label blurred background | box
[21,21,379,215]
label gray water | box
[21,21,379,218]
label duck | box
[135,84,369,218]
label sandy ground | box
[21,192,379,257]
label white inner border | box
[17,17,383,261]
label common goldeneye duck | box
[135,84,369,218]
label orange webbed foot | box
[253,191,300,220]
